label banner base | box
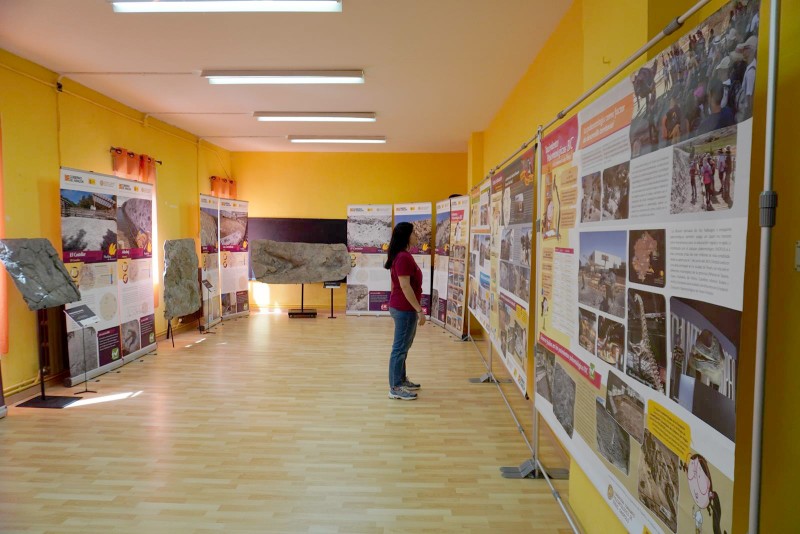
[0,405,6,418]
[469,373,513,384]
[18,395,81,409]
[500,459,570,480]
[289,308,317,319]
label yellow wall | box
[232,151,467,309]
[0,49,231,397]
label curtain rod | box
[110,146,163,165]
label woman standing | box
[385,222,426,400]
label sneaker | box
[389,387,417,400]
[401,379,421,390]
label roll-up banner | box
[115,178,156,363]
[199,194,221,327]
[533,2,758,531]
[394,202,433,316]
[219,198,250,319]
[432,199,451,326]
[445,195,469,338]
[346,204,392,315]
[60,168,156,386]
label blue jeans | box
[389,308,418,389]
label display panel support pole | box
[75,325,97,395]
[749,1,781,532]
[328,287,336,319]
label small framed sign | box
[65,305,100,328]
[323,281,342,289]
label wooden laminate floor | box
[0,313,572,534]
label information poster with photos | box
[445,195,469,337]
[219,198,250,319]
[534,2,758,531]
[394,202,433,315]
[61,168,123,385]
[432,199,451,326]
[468,180,491,331]
[115,178,156,361]
[346,204,393,315]
[495,149,536,393]
[199,194,221,328]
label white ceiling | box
[0,0,571,153]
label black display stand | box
[289,284,317,318]
[199,279,217,334]
[18,306,98,409]
[323,281,341,319]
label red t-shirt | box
[389,250,422,312]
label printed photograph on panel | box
[61,189,118,256]
[597,316,625,371]
[671,125,738,214]
[220,209,248,248]
[117,197,152,254]
[347,215,392,251]
[581,171,602,223]
[629,229,667,288]
[638,430,679,533]
[535,345,556,403]
[595,399,631,475]
[553,364,576,438]
[606,371,645,443]
[626,289,667,394]
[578,307,598,356]
[601,162,630,221]
[579,231,627,318]
[669,297,740,441]
[629,0,760,159]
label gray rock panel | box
[163,238,200,319]
[250,240,351,284]
[0,238,81,310]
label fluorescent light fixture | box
[202,69,364,85]
[289,135,386,144]
[111,0,342,13]
[255,112,376,123]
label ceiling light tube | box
[255,112,376,122]
[111,0,342,13]
[288,135,386,144]
[202,69,363,85]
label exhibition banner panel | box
[431,199,451,326]
[494,149,536,394]
[60,168,123,384]
[467,180,491,331]
[395,202,433,315]
[199,194,221,327]
[220,199,250,318]
[346,204,392,315]
[445,195,469,337]
[534,2,758,531]
[116,178,156,361]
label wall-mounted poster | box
[431,199,451,326]
[534,2,759,531]
[395,202,433,315]
[60,168,123,385]
[446,195,469,338]
[346,204,392,315]
[199,194,221,328]
[220,198,249,319]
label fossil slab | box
[251,240,351,284]
[0,238,81,310]
[163,238,200,319]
